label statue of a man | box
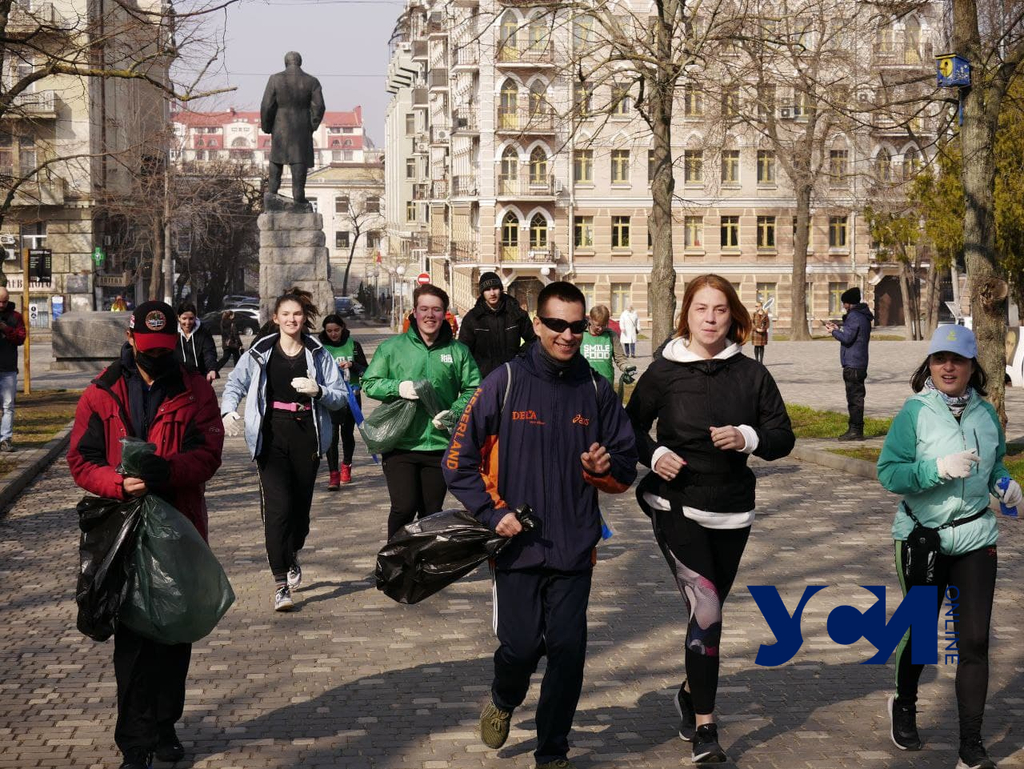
[260,51,325,211]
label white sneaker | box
[287,559,302,590]
[274,586,294,612]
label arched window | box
[500,11,519,60]
[529,146,548,184]
[528,14,549,53]
[231,136,249,148]
[904,17,921,63]
[875,148,892,182]
[529,81,546,117]
[902,147,920,179]
[499,146,518,194]
[499,80,519,129]
[501,211,519,260]
[530,213,548,249]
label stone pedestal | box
[258,212,334,324]
[52,311,130,370]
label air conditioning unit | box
[435,128,450,141]
[0,235,16,246]
[415,141,428,153]
[779,106,793,120]
[427,10,442,24]
[553,179,564,193]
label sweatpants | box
[492,568,593,764]
[382,449,446,539]
[326,393,360,472]
[114,625,191,755]
[652,509,750,714]
[257,411,320,582]
[894,542,997,739]
[843,367,867,430]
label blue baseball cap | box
[928,324,978,360]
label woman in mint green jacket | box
[877,325,1020,769]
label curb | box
[789,440,879,481]
[0,421,73,514]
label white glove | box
[398,380,419,400]
[291,377,321,397]
[998,478,1023,507]
[222,412,243,437]
[431,409,452,432]
[936,449,980,480]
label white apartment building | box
[384,0,945,329]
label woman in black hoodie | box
[174,302,218,381]
[626,274,794,763]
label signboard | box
[28,249,52,284]
[416,271,431,286]
[3,275,52,291]
[95,273,132,288]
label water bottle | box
[996,476,1018,517]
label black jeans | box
[114,625,191,755]
[894,542,997,739]
[257,412,320,581]
[842,367,867,431]
[753,345,765,364]
[382,449,446,538]
[326,393,360,471]
[493,568,593,764]
[215,346,241,372]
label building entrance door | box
[508,277,543,315]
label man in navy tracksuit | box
[443,281,637,769]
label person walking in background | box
[446,306,459,336]
[626,275,794,763]
[174,302,218,383]
[581,305,629,385]
[221,290,347,612]
[0,287,25,453]
[362,284,480,539]
[458,271,536,378]
[66,301,224,769]
[751,301,770,365]
[110,295,128,312]
[215,310,243,373]
[877,325,1019,769]
[444,281,637,769]
[825,287,873,441]
[319,313,368,488]
[619,304,640,358]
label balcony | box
[453,175,477,196]
[495,108,556,134]
[496,174,558,199]
[431,178,449,198]
[412,183,430,200]
[497,42,555,66]
[452,241,478,262]
[496,242,557,264]
[412,88,429,109]
[427,236,450,254]
[8,90,58,119]
[412,40,428,60]
[428,68,448,88]
[454,43,479,68]
[430,125,450,145]
[453,108,479,133]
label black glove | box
[136,452,172,490]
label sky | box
[183,0,404,147]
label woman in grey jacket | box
[221,289,346,612]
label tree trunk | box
[898,261,917,340]
[342,234,360,296]
[647,76,676,347]
[149,219,163,301]
[922,260,940,336]
[789,184,812,340]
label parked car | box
[223,294,258,306]
[201,308,261,339]
[335,296,364,317]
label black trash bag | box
[375,506,538,605]
[75,495,145,642]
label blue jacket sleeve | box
[583,375,638,493]
[831,316,861,346]
[221,349,256,415]
[442,367,509,530]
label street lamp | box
[395,264,406,330]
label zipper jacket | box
[221,332,347,460]
[877,389,1008,555]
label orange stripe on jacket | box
[582,469,629,494]
[480,434,507,509]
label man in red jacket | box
[0,286,27,452]
[67,301,224,769]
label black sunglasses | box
[538,316,588,334]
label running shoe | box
[480,699,512,749]
[956,736,996,769]
[535,760,577,769]
[328,471,341,490]
[675,682,697,742]
[154,730,185,762]
[340,463,352,484]
[692,723,727,763]
[887,694,922,750]
[287,557,302,590]
[119,749,152,769]
[274,586,294,612]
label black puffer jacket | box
[626,340,794,513]
[457,293,536,379]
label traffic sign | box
[416,272,431,286]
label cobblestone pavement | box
[2,432,1023,769]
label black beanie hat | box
[479,271,502,294]
[840,287,861,305]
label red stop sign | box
[416,272,431,286]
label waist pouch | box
[903,504,987,585]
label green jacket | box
[362,321,481,452]
[877,389,1009,555]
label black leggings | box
[894,541,996,739]
[753,345,765,364]
[326,393,360,471]
[382,449,447,539]
[652,510,750,714]
[257,412,320,582]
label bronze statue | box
[261,51,325,212]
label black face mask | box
[135,350,177,380]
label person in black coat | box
[215,311,243,372]
[174,303,218,382]
[457,271,536,378]
[825,286,874,441]
[626,274,794,764]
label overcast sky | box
[186,0,403,147]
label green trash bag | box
[360,380,444,455]
[118,439,235,644]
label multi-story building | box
[384,0,945,330]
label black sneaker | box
[119,749,152,769]
[674,683,696,742]
[838,429,864,442]
[692,723,727,763]
[154,731,185,762]
[887,695,922,750]
[956,736,996,769]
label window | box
[573,15,596,47]
[611,149,630,184]
[343,127,354,134]
[405,113,416,134]
[500,11,519,56]
[501,211,519,258]
[722,87,740,118]
[20,221,46,250]
[0,134,11,175]
[529,146,548,184]
[683,86,704,117]
[332,150,343,162]
[757,84,776,120]
[903,148,920,179]
[335,231,350,249]
[18,138,35,176]
[757,150,776,184]
[877,23,895,54]
[335,196,350,214]
[499,146,518,194]
[580,283,596,309]
[528,14,549,52]
[610,283,631,315]
[612,83,632,116]
[574,216,594,247]
[720,215,740,249]
[684,150,703,184]
[529,213,548,249]
[405,158,416,179]
[829,216,848,248]
[499,80,519,129]
[366,231,381,249]
[828,282,846,314]
[406,201,416,222]
[757,216,776,249]
[875,148,892,182]
[574,149,593,183]
[529,81,547,117]
[574,82,594,117]
[829,150,849,186]
[611,215,631,248]
[721,150,740,184]
[793,91,810,118]
[756,282,777,307]
[343,150,354,161]
[366,196,380,213]
[684,216,704,249]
